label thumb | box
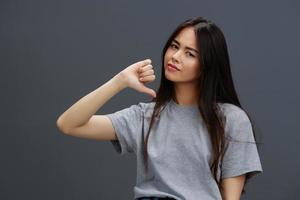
[139,85,156,98]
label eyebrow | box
[172,39,200,54]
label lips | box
[167,63,180,71]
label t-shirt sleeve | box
[105,103,144,155]
[221,108,263,180]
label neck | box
[173,82,199,106]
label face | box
[164,26,201,83]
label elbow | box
[56,117,70,134]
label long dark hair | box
[143,16,260,195]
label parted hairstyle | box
[143,16,261,195]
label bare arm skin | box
[220,174,246,200]
[56,73,126,140]
[56,58,156,140]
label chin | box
[164,71,178,82]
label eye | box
[187,52,195,57]
[170,44,178,49]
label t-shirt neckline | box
[169,98,198,111]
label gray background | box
[1,0,299,199]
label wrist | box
[112,73,128,91]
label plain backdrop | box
[1,0,299,199]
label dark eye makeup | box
[170,44,195,57]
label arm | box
[56,73,127,136]
[220,174,246,200]
[56,59,155,140]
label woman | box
[57,16,263,200]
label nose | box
[171,50,181,63]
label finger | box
[139,64,153,73]
[139,74,155,82]
[136,59,152,70]
[139,64,152,73]
[140,69,154,77]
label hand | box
[119,58,156,98]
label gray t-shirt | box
[106,99,263,200]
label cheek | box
[186,59,199,70]
[164,51,172,66]
[185,61,200,76]
[194,62,200,73]
[164,50,171,59]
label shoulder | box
[217,102,254,140]
[133,101,156,117]
[138,101,169,119]
[137,101,155,109]
[217,102,249,121]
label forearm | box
[57,73,127,132]
[220,175,245,200]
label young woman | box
[57,16,263,200]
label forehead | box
[173,27,197,48]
